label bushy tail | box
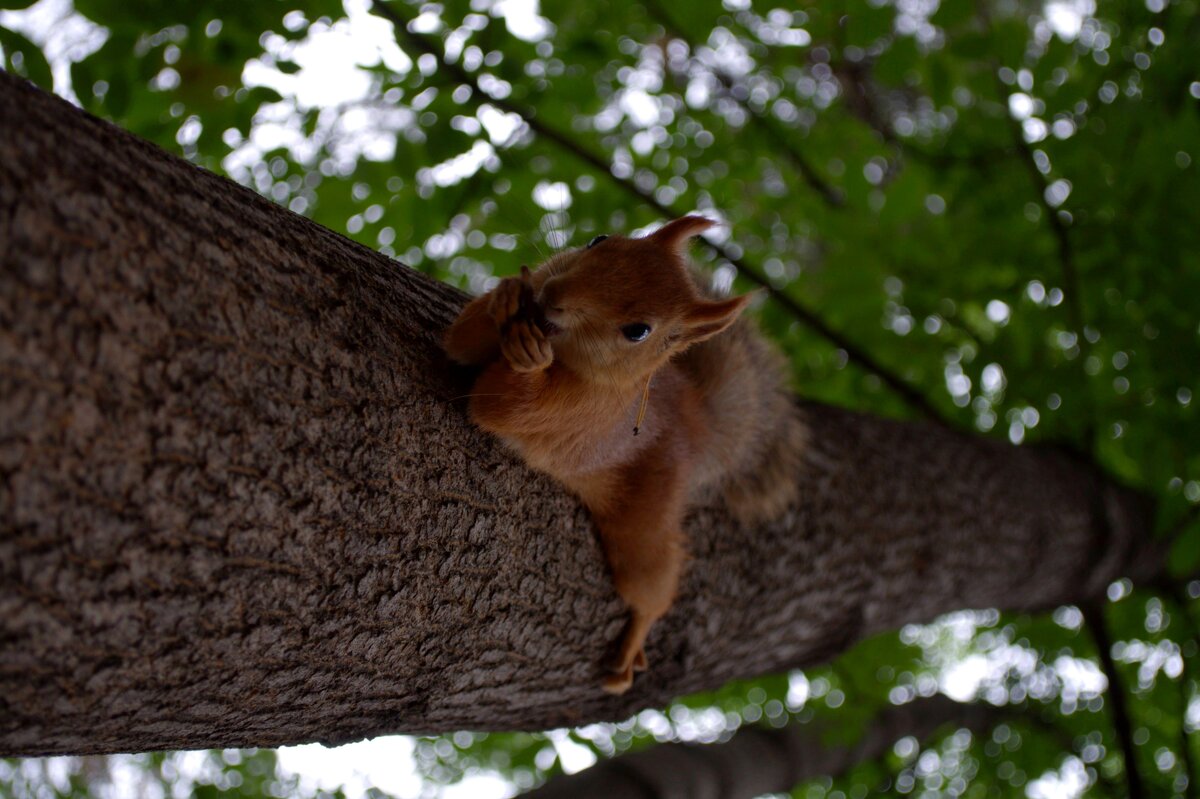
[677,316,807,524]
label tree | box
[2,0,1198,795]
[0,65,1155,752]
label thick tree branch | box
[0,71,1160,756]
[528,687,1132,799]
[372,1,943,422]
[522,696,998,799]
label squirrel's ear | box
[680,294,751,344]
[650,216,717,252]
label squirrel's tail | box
[677,316,807,524]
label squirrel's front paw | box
[501,319,553,372]
[490,267,552,372]
[487,276,527,329]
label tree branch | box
[1083,600,1146,799]
[0,69,1160,756]
[1167,585,1200,798]
[977,24,1143,788]
[525,688,1133,799]
[993,78,1084,340]
[964,21,1142,791]
[973,19,1096,445]
[521,695,998,799]
[371,1,944,422]
[640,0,845,209]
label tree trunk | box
[0,71,1158,757]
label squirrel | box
[443,216,805,693]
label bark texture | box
[0,71,1158,756]
[523,696,1000,799]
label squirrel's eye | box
[621,323,651,342]
[587,235,608,248]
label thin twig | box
[975,3,1083,336]
[1083,600,1146,799]
[708,242,942,418]
[641,0,845,208]
[1179,668,1200,799]
[970,0,1096,450]
[992,72,1099,453]
[828,55,1020,172]
[976,12,1142,787]
[1167,585,1200,798]
[993,83,1083,336]
[373,0,945,422]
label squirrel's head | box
[534,216,751,386]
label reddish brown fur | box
[444,216,802,692]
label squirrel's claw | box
[602,637,647,693]
[602,666,635,695]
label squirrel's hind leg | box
[593,479,687,695]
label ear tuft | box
[650,216,718,252]
[680,294,751,345]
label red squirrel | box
[443,216,804,693]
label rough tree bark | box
[0,71,1158,757]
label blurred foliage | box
[0,749,346,798]
[2,0,1200,795]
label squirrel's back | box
[677,307,806,524]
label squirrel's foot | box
[601,644,646,694]
[602,666,635,695]
[500,319,553,372]
[602,612,653,693]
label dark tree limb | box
[968,10,1141,787]
[371,1,944,422]
[978,29,1142,793]
[1084,601,1146,799]
[521,696,998,799]
[0,71,1160,757]
[1166,586,1200,798]
[527,682,1134,799]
